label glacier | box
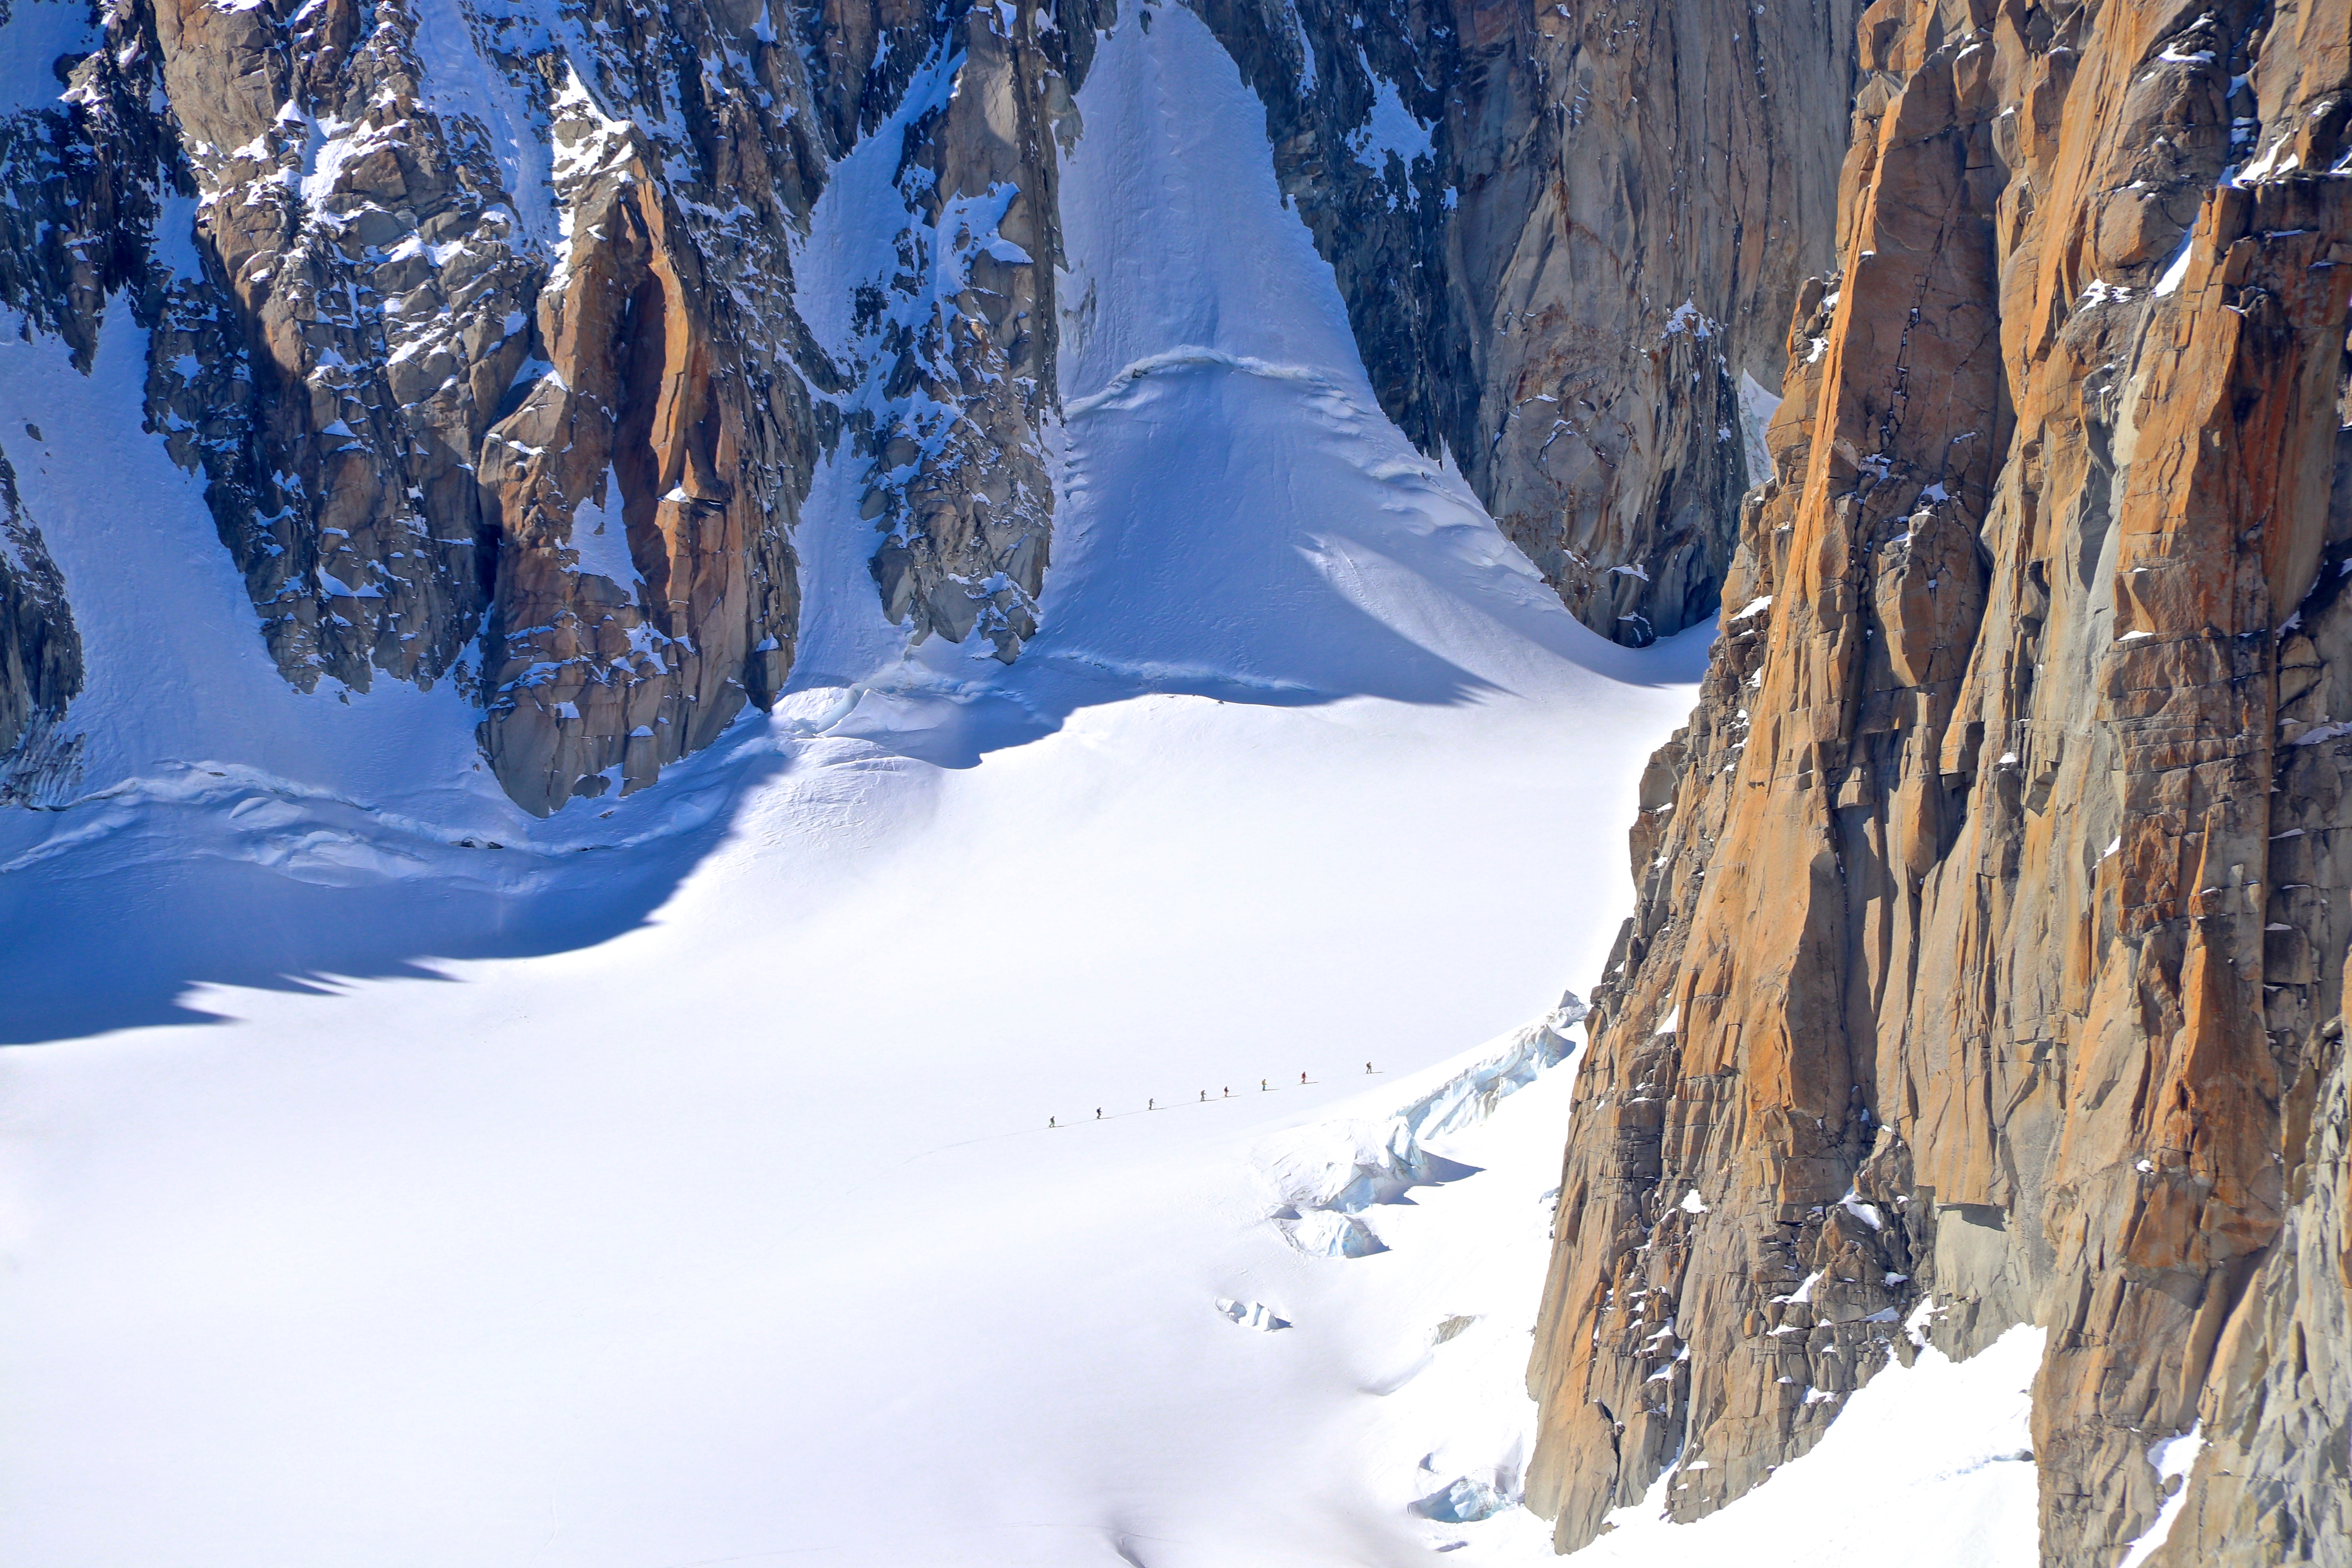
[0,7,2044,1566]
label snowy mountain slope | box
[0,13,1704,1563]
[0,8,2069,1567]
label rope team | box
[1050,1062,1380,1127]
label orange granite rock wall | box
[1526,0,2352,1561]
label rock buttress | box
[474,137,781,812]
[853,0,1098,663]
[1524,0,2352,1560]
[145,0,543,691]
[141,0,831,811]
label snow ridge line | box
[1029,650,1320,696]
[1254,991,1590,1258]
[1063,345,1352,417]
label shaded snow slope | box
[0,0,97,118]
[0,1,1676,1041]
[0,10,2036,1567]
[0,306,488,806]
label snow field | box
[0,5,2044,1565]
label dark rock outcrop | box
[1526,0,2352,1562]
[0,445,80,793]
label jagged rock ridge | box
[1525,0,2352,1562]
[0,0,1096,812]
[2,0,1854,812]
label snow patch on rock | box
[566,465,642,590]
[2116,1424,2205,1568]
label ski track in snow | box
[0,9,2039,1566]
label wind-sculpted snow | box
[1059,345,1339,416]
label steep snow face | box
[0,10,2034,1568]
[1044,6,1624,716]
[1054,8,1360,392]
[0,306,488,810]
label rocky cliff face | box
[122,0,860,810]
[2,0,1852,814]
[1526,0,2352,1561]
[1193,0,1861,644]
[838,0,1096,664]
[0,0,1097,812]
